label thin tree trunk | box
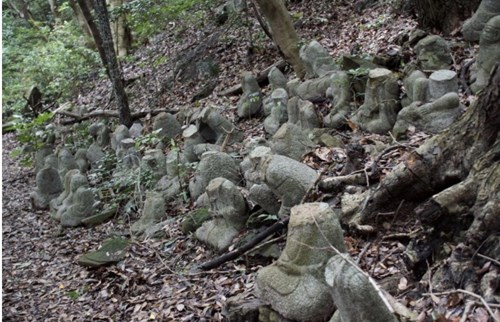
[69,0,93,39]
[254,0,306,79]
[107,0,131,57]
[93,0,132,127]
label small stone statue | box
[471,15,500,93]
[55,172,95,227]
[237,72,263,118]
[30,159,64,210]
[264,88,288,135]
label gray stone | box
[237,72,263,118]
[269,123,315,161]
[129,122,143,138]
[195,178,248,251]
[89,122,111,148]
[287,78,301,98]
[462,0,500,41]
[74,148,90,173]
[57,173,95,227]
[50,169,80,218]
[140,149,166,186]
[402,70,428,106]
[414,35,452,71]
[248,184,281,215]
[393,92,461,137]
[188,151,241,200]
[198,106,242,145]
[57,149,78,179]
[264,88,289,135]
[131,191,166,235]
[256,203,345,321]
[287,97,321,131]
[86,142,106,168]
[165,150,188,179]
[81,205,117,226]
[471,15,500,93]
[154,175,182,201]
[117,138,140,170]
[30,162,64,210]
[111,124,130,151]
[268,66,287,91]
[428,70,458,100]
[245,150,318,217]
[193,143,221,159]
[351,68,400,134]
[300,40,337,77]
[181,208,211,235]
[153,112,182,140]
[296,76,331,101]
[325,255,398,322]
[34,145,53,174]
[183,125,205,162]
[324,71,353,129]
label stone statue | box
[324,71,353,129]
[269,123,315,161]
[237,72,263,118]
[264,88,288,135]
[351,68,400,134]
[256,203,346,321]
[414,35,452,71]
[30,159,64,210]
[131,191,166,235]
[299,40,337,77]
[471,15,500,93]
[462,0,500,42]
[152,112,182,140]
[55,172,95,227]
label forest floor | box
[2,1,495,321]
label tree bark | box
[107,0,131,57]
[93,0,132,127]
[69,0,93,40]
[254,0,306,79]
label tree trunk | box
[107,0,131,57]
[93,0,132,127]
[69,0,93,40]
[254,0,306,79]
[413,0,481,34]
[6,0,34,21]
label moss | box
[181,208,211,234]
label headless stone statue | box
[324,71,353,129]
[269,123,315,161]
[264,88,289,135]
[256,203,346,321]
[131,191,166,235]
[195,178,248,251]
[237,72,263,118]
[268,66,287,91]
[471,15,500,93]
[30,158,64,210]
[152,112,182,140]
[351,68,400,134]
[56,172,95,227]
[299,40,337,78]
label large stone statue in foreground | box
[471,15,500,93]
[256,203,346,321]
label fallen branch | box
[57,108,178,125]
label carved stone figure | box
[152,112,182,140]
[471,15,500,93]
[55,172,95,227]
[57,149,79,179]
[256,203,346,321]
[237,72,263,118]
[131,191,166,235]
[264,88,288,135]
[140,149,166,187]
[268,66,287,91]
[195,178,248,251]
[299,40,337,77]
[269,123,315,160]
[351,68,400,134]
[30,160,64,210]
[462,0,500,41]
[414,35,452,71]
[324,71,353,129]
[287,97,321,130]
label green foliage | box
[347,67,370,78]
[2,12,100,116]
[116,0,216,42]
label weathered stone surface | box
[237,72,263,118]
[414,35,452,71]
[300,40,337,77]
[248,184,281,216]
[34,145,53,174]
[81,205,117,226]
[351,68,400,134]
[140,149,166,186]
[74,148,90,173]
[30,161,64,210]
[402,70,428,107]
[188,151,240,200]
[193,143,221,159]
[131,192,166,235]
[198,106,242,145]
[462,0,500,41]
[245,148,318,217]
[86,142,106,168]
[195,178,248,251]
[50,169,80,218]
[89,122,111,148]
[57,173,95,227]
[116,138,140,170]
[325,255,398,322]
[129,122,143,138]
[78,237,129,267]
[181,208,211,234]
[471,15,500,93]
[264,88,289,135]
[324,71,353,129]
[165,150,188,179]
[268,66,287,91]
[183,125,205,162]
[57,149,78,179]
[223,297,263,322]
[256,203,345,321]
[296,76,331,102]
[287,97,321,130]
[154,175,182,201]
[111,124,130,151]
[269,123,315,161]
[153,112,182,140]
[428,70,458,100]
